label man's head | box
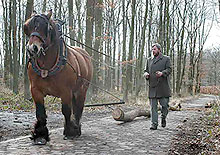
[152,43,161,57]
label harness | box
[29,38,67,78]
[27,15,67,78]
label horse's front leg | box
[30,89,49,145]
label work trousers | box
[150,97,169,127]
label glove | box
[156,71,163,78]
[143,72,150,79]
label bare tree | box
[12,0,19,94]
[136,0,148,96]
[24,0,34,99]
[124,0,136,101]
[68,0,75,45]
[2,0,10,88]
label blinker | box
[30,32,45,44]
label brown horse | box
[24,10,93,145]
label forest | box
[0,0,220,103]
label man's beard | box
[154,52,159,57]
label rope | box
[66,44,116,70]
[63,34,137,68]
[66,60,124,106]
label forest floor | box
[168,96,220,155]
[0,84,219,154]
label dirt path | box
[0,94,217,155]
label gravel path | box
[0,94,216,155]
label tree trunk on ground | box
[113,104,181,122]
[112,108,150,122]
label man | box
[143,43,172,130]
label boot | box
[161,118,166,128]
[150,125,157,130]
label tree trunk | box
[42,0,46,12]
[135,0,148,96]
[148,0,153,58]
[124,0,136,101]
[165,0,170,56]
[2,0,10,88]
[112,108,150,122]
[112,104,181,122]
[9,0,13,89]
[75,0,83,46]
[53,0,58,19]
[121,0,128,95]
[24,0,34,99]
[158,0,163,45]
[68,0,75,45]
[85,0,94,56]
[93,0,103,93]
[85,0,95,99]
[12,0,19,94]
[58,0,62,19]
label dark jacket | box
[144,53,172,98]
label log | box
[169,102,181,111]
[112,108,150,122]
[112,103,181,122]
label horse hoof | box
[34,137,47,145]
[63,136,75,140]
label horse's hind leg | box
[62,93,79,139]
[31,91,49,145]
[71,95,83,136]
[72,88,87,137]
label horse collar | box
[29,38,67,78]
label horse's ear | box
[23,22,29,36]
[46,10,52,19]
[31,10,37,17]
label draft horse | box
[24,10,93,145]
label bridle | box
[27,14,53,58]
[26,15,67,78]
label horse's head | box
[24,10,57,58]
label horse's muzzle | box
[27,43,45,58]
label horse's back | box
[67,46,93,81]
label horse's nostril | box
[33,45,38,53]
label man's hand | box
[156,71,163,78]
[143,72,150,79]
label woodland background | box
[0,0,220,103]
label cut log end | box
[112,108,124,121]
